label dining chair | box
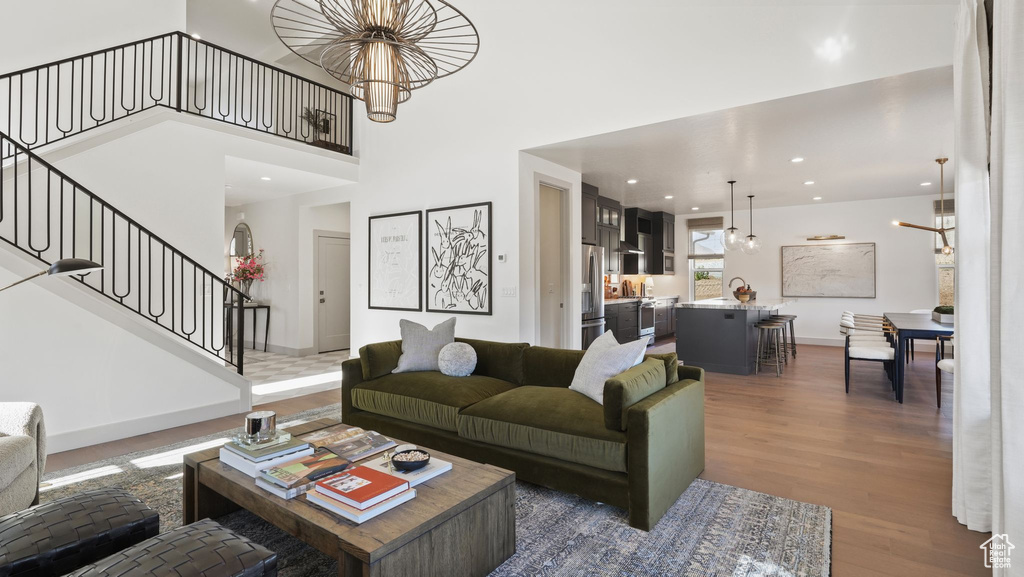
[935,334,954,408]
[841,315,897,396]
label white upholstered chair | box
[841,314,897,395]
[0,403,46,516]
[935,335,955,408]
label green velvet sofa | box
[340,337,705,530]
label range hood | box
[616,241,643,254]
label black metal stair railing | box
[0,131,249,373]
[0,32,353,158]
[0,33,356,375]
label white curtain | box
[952,0,1024,566]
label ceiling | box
[525,66,953,214]
[224,156,351,206]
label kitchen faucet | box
[729,277,747,289]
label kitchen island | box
[674,297,796,375]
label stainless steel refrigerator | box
[581,245,605,349]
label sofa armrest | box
[677,365,704,383]
[625,377,705,531]
[0,403,46,481]
[603,359,666,431]
[341,359,365,422]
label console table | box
[225,303,271,353]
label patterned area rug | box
[42,404,831,576]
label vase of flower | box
[231,249,266,303]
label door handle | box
[320,298,326,304]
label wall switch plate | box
[502,287,517,297]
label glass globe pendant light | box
[741,194,762,255]
[723,180,744,251]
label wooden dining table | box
[884,312,954,403]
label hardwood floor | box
[46,345,986,576]
[44,390,340,472]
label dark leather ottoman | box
[66,520,277,577]
[0,488,159,577]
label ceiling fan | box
[893,157,954,255]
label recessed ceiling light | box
[225,184,233,189]
[664,195,673,199]
[791,157,804,163]
[626,179,638,184]
[920,182,932,186]
[691,207,700,211]
[191,33,201,40]
[813,196,822,200]
[804,181,815,185]
[260,177,272,181]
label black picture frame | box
[368,211,422,311]
[425,201,493,315]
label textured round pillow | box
[438,342,477,377]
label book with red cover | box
[314,465,409,510]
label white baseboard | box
[47,399,247,454]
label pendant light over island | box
[724,180,743,251]
[741,195,762,255]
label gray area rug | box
[43,404,831,576]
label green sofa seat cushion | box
[457,386,628,472]
[351,373,516,432]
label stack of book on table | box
[220,436,314,478]
[256,447,351,499]
[306,465,417,524]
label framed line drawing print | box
[368,211,422,311]
[426,202,492,315]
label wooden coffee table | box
[182,418,515,577]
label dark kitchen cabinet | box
[648,212,675,276]
[596,196,621,274]
[654,297,680,338]
[617,302,639,342]
[605,304,619,339]
[582,183,599,246]
[598,225,621,274]
[662,215,676,253]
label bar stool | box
[770,314,798,358]
[755,320,787,377]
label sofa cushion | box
[394,318,456,373]
[604,358,668,431]
[352,373,517,432]
[457,386,628,472]
[522,347,585,388]
[569,333,648,405]
[456,338,530,385]
[644,352,680,385]
[359,340,403,380]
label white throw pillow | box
[569,331,648,405]
[393,318,457,373]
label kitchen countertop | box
[675,297,796,310]
[605,295,680,305]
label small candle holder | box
[233,410,291,447]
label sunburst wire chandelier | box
[272,0,480,123]
[893,158,954,255]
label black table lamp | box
[0,259,103,294]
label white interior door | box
[539,185,564,348]
[317,235,351,352]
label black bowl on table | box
[391,449,431,471]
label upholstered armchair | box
[0,403,46,516]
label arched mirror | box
[230,223,254,257]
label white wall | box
[0,1,185,73]
[668,195,940,346]
[226,190,353,355]
[347,2,954,350]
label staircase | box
[0,32,354,374]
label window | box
[934,199,954,306]
[687,217,724,300]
